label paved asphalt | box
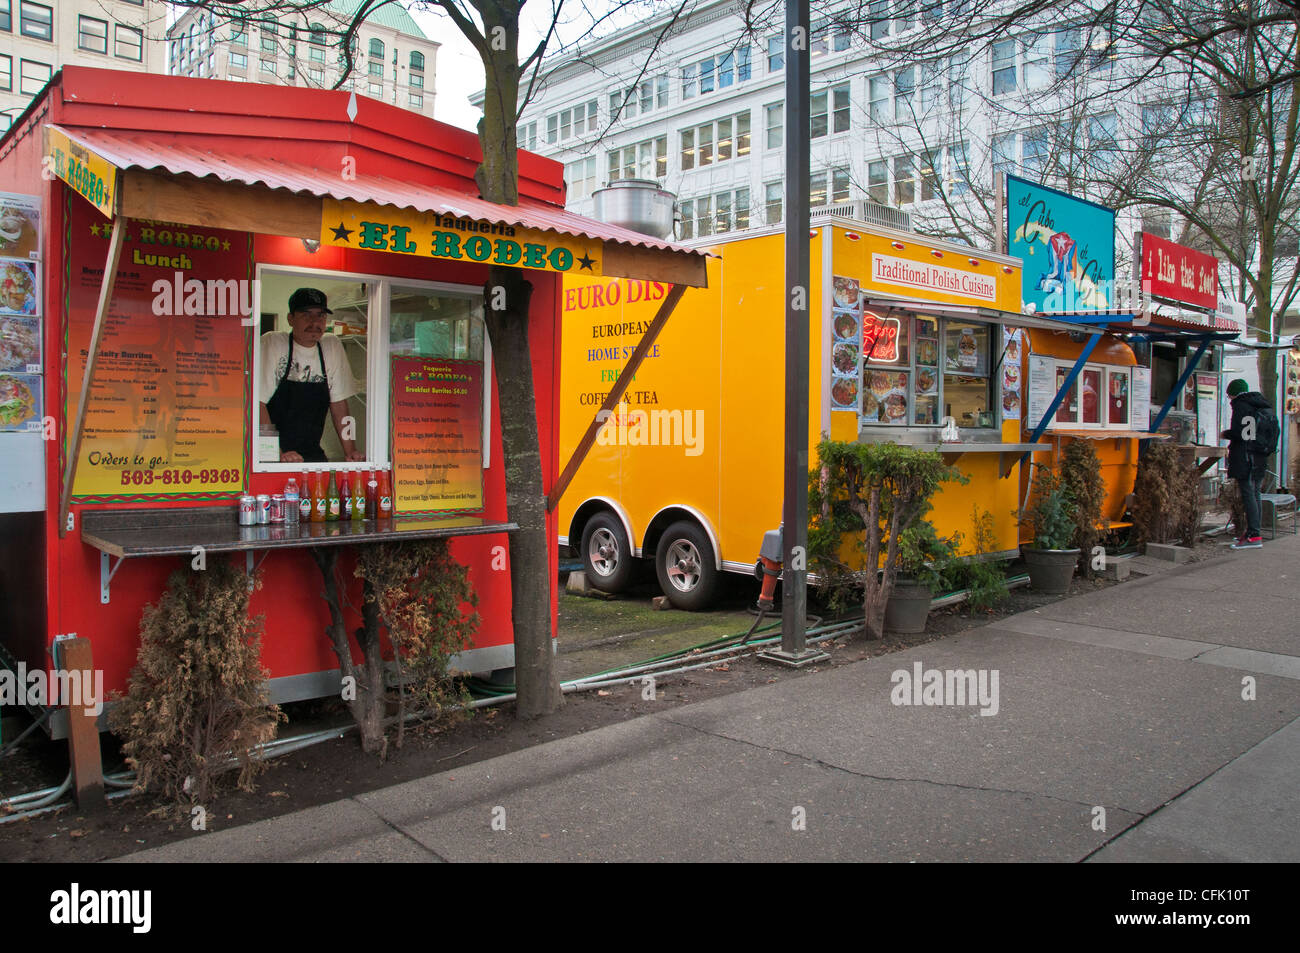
[119,534,1300,863]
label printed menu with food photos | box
[0,192,42,432]
[830,275,862,413]
[1001,327,1023,421]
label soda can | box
[256,494,272,524]
[270,494,286,523]
[238,495,257,525]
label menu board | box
[1195,374,1218,443]
[65,195,250,499]
[1,191,44,432]
[1132,367,1152,431]
[1286,349,1300,416]
[390,356,483,514]
[1001,328,1023,421]
[1026,354,1056,429]
[830,275,861,412]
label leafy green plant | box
[957,505,1010,611]
[1020,467,1078,550]
[110,561,284,813]
[1060,439,1106,574]
[808,440,965,638]
[896,517,961,593]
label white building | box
[1,0,167,133]
[504,0,1246,253]
[166,0,438,118]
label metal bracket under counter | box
[936,442,1046,479]
[83,506,518,604]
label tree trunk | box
[470,11,562,718]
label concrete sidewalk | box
[120,537,1300,863]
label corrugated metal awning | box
[47,123,706,267]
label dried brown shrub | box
[1133,442,1202,546]
[1061,440,1106,575]
[109,560,283,813]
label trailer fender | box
[565,497,637,556]
[642,505,722,570]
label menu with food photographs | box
[0,372,42,432]
[0,193,42,432]
[0,192,41,261]
[830,275,862,413]
[1001,328,1023,421]
[1286,349,1300,416]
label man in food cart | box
[258,288,365,463]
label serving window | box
[1039,359,1132,430]
[252,266,492,474]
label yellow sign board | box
[44,126,117,217]
[845,231,1022,314]
[321,199,605,276]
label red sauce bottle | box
[364,468,378,520]
[377,465,392,519]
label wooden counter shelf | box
[80,506,517,604]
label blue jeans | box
[1238,456,1267,538]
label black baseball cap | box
[288,288,333,314]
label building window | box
[869,0,890,39]
[1055,27,1083,76]
[231,20,247,46]
[409,92,423,109]
[1087,112,1117,170]
[767,36,784,72]
[918,150,941,201]
[681,112,750,170]
[765,102,782,149]
[78,16,108,54]
[18,1,51,41]
[369,82,383,97]
[811,84,849,138]
[947,142,970,195]
[369,38,384,59]
[309,22,326,45]
[894,68,915,122]
[992,38,1017,95]
[565,156,598,201]
[1022,127,1051,177]
[407,72,423,90]
[115,25,143,61]
[765,182,782,224]
[307,67,323,85]
[369,61,384,77]
[869,76,889,123]
[0,0,11,32]
[0,55,11,92]
[831,168,851,204]
[682,47,751,99]
[678,188,750,239]
[546,100,598,143]
[1023,33,1050,89]
[894,155,914,205]
[18,58,51,95]
[520,121,537,151]
[868,160,888,205]
[992,132,1016,177]
[410,50,424,72]
[607,136,667,182]
[260,59,276,75]
[810,172,828,207]
[230,51,248,70]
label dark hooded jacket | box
[1222,390,1273,480]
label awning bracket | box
[100,551,125,605]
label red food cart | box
[0,67,706,747]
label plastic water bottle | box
[284,477,300,523]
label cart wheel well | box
[568,499,633,558]
[642,507,721,570]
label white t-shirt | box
[260,332,357,405]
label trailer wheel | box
[581,513,634,593]
[655,521,718,611]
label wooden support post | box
[60,214,126,538]
[546,283,687,512]
[58,637,106,813]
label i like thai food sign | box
[1139,232,1218,311]
[1006,174,1115,312]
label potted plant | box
[886,518,959,633]
[1019,468,1080,594]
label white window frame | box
[251,265,494,475]
[77,16,108,54]
[1043,360,1129,431]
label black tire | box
[655,520,719,611]
[580,512,635,593]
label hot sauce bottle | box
[298,470,312,522]
[365,468,378,520]
[311,467,326,523]
[326,469,340,521]
[377,465,392,519]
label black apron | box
[266,338,331,463]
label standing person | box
[1222,378,1278,550]
[259,288,365,463]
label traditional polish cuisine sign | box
[390,357,483,514]
[65,194,250,499]
[321,198,606,277]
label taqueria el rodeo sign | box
[321,199,606,276]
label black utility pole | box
[762,0,827,667]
